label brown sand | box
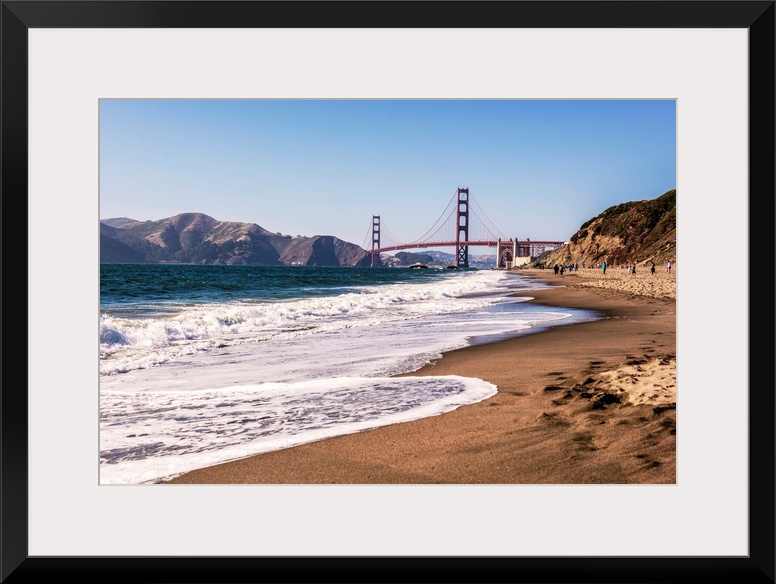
[165,268,676,485]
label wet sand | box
[165,267,676,484]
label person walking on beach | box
[602,261,607,275]
[650,261,656,276]
[666,260,672,274]
[631,263,637,275]
[554,264,559,276]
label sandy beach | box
[165,267,676,485]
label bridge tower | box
[456,187,469,268]
[371,215,381,267]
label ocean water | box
[100,264,598,484]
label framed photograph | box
[4,1,773,582]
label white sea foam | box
[100,375,497,484]
[100,269,524,375]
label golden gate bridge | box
[362,187,565,268]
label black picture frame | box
[2,1,774,583]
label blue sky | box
[99,99,675,250]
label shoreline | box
[164,268,676,484]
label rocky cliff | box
[535,189,676,268]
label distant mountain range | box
[100,213,372,267]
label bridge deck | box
[374,240,565,253]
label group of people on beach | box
[553,263,579,276]
[546,260,673,277]
[599,260,672,276]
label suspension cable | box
[470,206,501,241]
[410,188,459,244]
[361,219,374,250]
[379,220,406,247]
[471,193,509,240]
[421,205,457,243]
